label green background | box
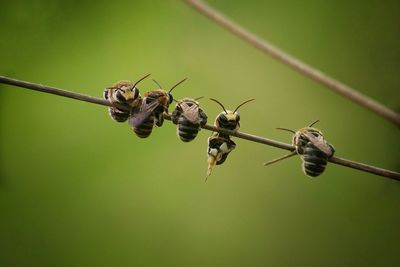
[1,0,399,266]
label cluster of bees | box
[103,75,335,180]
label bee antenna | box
[233,98,255,113]
[194,96,204,101]
[209,98,228,114]
[152,79,162,89]
[276,127,296,134]
[133,73,151,88]
[169,78,187,93]
[309,120,320,127]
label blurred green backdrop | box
[1,0,399,266]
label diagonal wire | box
[184,0,400,126]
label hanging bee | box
[206,132,236,180]
[129,78,186,138]
[209,98,255,131]
[171,97,208,142]
[103,74,150,122]
[264,120,335,177]
[204,98,254,180]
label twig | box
[184,0,400,127]
[1,75,399,181]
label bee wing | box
[303,132,333,156]
[181,102,200,123]
[129,99,159,127]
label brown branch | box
[1,75,399,181]
[185,0,400,127]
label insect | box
[103,74,150,122]
[129,78,186,138]
[264,120,335,177]
[209,98,255,131]
[171,97,208,142]
[206,132,236,180]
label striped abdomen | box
[177,117,200,142]
[108,107,130,122]
[133,115,154,138]
[301,143,329,177]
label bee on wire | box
[205,98,254,180]
[264,120,335,177]
[103,74,151,122]
[210,98,255,132]
[171,97,208,142]
[129,78,186,138]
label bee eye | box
[236,114,240,122]
[116,89,126,102]
[133,87,139,99]
[168,93,173,104]
[220,114,228,122]
[312,132,319,137]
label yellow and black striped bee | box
[264,120,335,177]
[171,97,208,142]
[129,78,186,138]
[210,98,255,131]
[205,98,254,180]
[103,74,150,122]
[206,132,236,180]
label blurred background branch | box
[1,75,399,181]
[185,0,400,126]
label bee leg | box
[170,108,180,124]
[233,122,240,133]
[103,89,109,100]
[104,89,119,106]
[155,113,164,127]
[328,144,336,157]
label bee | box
[129,78,186,138]
[204,98,254,180]
[103,74,150,122]
[264,120,335,177]
[206,132,236,180]
[209,98,255,131]
[171,97,208,142]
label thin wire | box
[184,0,400,126]
[1,75,399,181]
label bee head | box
[122,84,140,103]
[179,97,201,106]
[300,120,322,138]
[307,128,322,136]
[210,98,254,124]
[152,78,187,105]
[219,110,240,123]
[277,120,322,151]
[116,74,150,103]
[112,81,133,103]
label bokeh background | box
[1,0,399,266]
